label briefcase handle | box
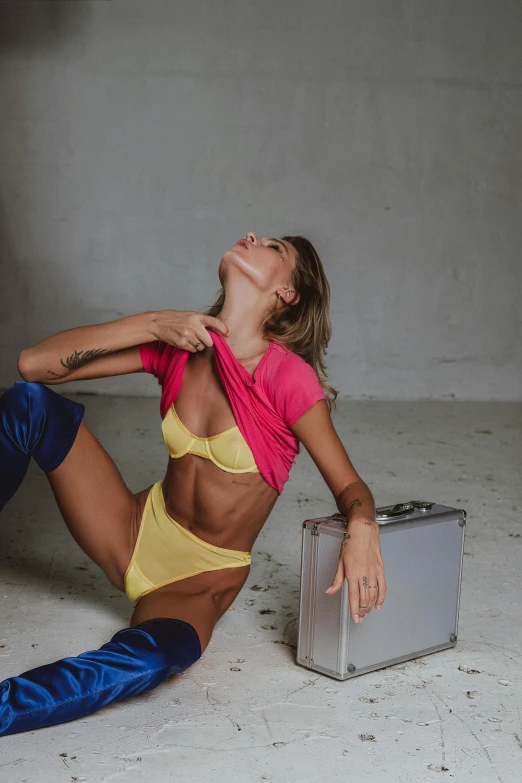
[333,500,433,523]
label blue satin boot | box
[0,381,85,512]
[0,618,202,737]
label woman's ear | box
[287,289,300,306]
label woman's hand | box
[151,310,229,352]
[325,518,386,623]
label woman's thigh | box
[130,565,251,654]
[46,421,146,589]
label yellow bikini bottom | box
[124,480,252,603]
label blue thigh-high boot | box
[0,381,85,512]
[0,617,202,736]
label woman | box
[0,232,386,737]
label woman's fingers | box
[362,572,387,616]
[325,564,386,623]
[191,315,230,350]
[324,536,387,622]
[154,311,230,351]
[190,331,210,350]
[347,576,366,622]
[358,575,377,618]
[184,314,213,349]
[324,562,364,624]
[367,583,378,612]
[324,558,345,596]
[374,571,387,610]
[200,314,230,337]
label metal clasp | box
[375,502,414,520]
[375,500,434,521]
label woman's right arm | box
[17,312,158,385]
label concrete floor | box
[0,393,520,782]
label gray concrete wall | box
[1,0,520,401]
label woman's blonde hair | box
[202,234,338,412]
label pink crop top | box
[139,330,327,494]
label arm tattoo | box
[336,484,352,507]
[46,370,67,379]
[60,348,109,371]
[337,492,364,524]
[344,498,363,516]
[336,484,363,517]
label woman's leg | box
[0,383,252,737]
[0,381,141,587]
[0,382,203,737]
[0,616,202,737]
[0,577,226,737]
[0,577,231,737]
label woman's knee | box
[2,380,46,408]
[0,382,50,454]
[2,381,74,420]
[118,618,203,674]
[0,381,85,472]
[131,589,218,654]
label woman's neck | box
[215,293,271,361]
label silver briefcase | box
[296,501,466,680]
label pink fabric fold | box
[139,330,326,494]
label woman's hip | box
[124,480,252,603]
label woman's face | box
[221,232,298,297]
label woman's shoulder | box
[269,341,315,370]
[139,340,183,380]
[265,343,326,427]
[266,342,321,389]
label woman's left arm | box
[291,399,387,623]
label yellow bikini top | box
[161,402,260,474]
